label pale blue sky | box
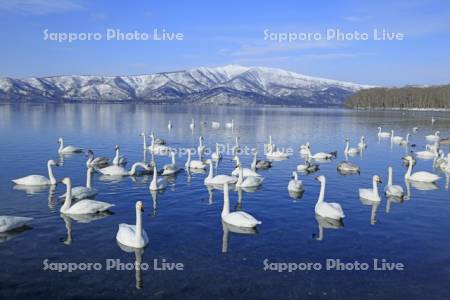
[0,0,449,86]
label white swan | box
[232,156,261,177]
[344,139,360,155]
[225,119,234,129]
[299,142,311,155]
[384,167,404,198]
[415,146,437,159]
[236,165,263,188]
[221,182,261,228]
[58,138,83,154]
[116,201,148,248]
[150,166,167,191]
[358,136,367,149]
[211,143,222,161]
[112,145,127,166]
[150,131,166,145]
[185,149,206,169]
[306,147,335,160]
[139,132,148,149]
[337,161,360,173]
[148,135,170,154]
[0,216,33,233]
[162,151,180,176]
[314,176,345,220]
[251,151,271,170]
[232,136,241,155]
[211,122,220,128]
[197,136,205,157]
[60,177,114,215]
[359,175,382,202]
[86,150,109,168]
[297,157,319,173]
[426,131,440,142]
[60,167,98,200]
[168,120,172,130]
[288,171,303,192]
[98,162,150,176]
[377,127,391,138]
[399,133,411,146]
[266,143,289,159]
[189,119,195,130]
[204,161,237,186]
[390,130,404,143]
[438,153,450,172]
[12,160,59,186]
[404,156,440,182]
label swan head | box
[373,175,382,184]
[61,177,71,185]
[315,175,325,183]
[115,145,119,150]
[139,132,145,136]
[47,159,59,166]
[57,138,63,144]
[291,171,297,178]
[136,201,144,212]
[87,149,94,157]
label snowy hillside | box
[0,65,373,106]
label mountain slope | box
[0,65,373,106]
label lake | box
[1,103,450,299]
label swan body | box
[221,182,261,228]
[232,156,261,177]
[185,149,206,169]
[225,120,234,129]
[251,151,271,170]
[211,143,222,161]
[299,142,311,155]
[236,165,263,188]
[266,144,289,159]
[60,178,114,215]
[306,148,334,160]
[344,139,360,155]
[197,136,205,157]
[404,157,440,182]
[358,136,367,149]
[211,122,220,128]
[337,161,360,173]
[288,171,303,192]
[359,175,382,202]
[58,138,83,154]
[12,160,59,186]
[150,166,167,191]
[86,150,109,168]
[116,201,148,248]
[416,147,437,159]
[168,120,172,130]
[204,161,237,185]
[148,135,170,154]
[426,131,440,142]
[112,145,127,166]
[0,216,33,233]
[377,127,391,138]
[60,167,98,200]
[384,167,404,198]
[390,130,404,143]
[98,162,149,176]
[315,176,345,220]
[162,151,180,175]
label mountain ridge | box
[0,65,373,106]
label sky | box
[0,0,449,86]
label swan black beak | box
[314,176,319,181]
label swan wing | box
[385,185,404,196]
[223,211,261,228]
[410,172,440,182]
[316,202,345,219]
[66,200,114,215]
[12,175,49,186]
[98,165,127,176]
[116,224,148,248]
[0,216,33,232]
[211,175,237,185]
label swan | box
[150,166,167,191]
[306,147,335,160]
[168,120,172,130]
[432,116,436,124]
[225,120,234,129]
[211,143,222,161]
[439,137,450,145]
[358,136,367,149]
[251,151,272,170]
[384,167,404,199]
[266,141,290,159]
[359,175,382,202]
[221,182,261,228]
[189,119,195,130]
[150,131,166,145]
[60,177,114,215]
[0,216,33,233]
[112,145,127,166]
[413,127,419,133]
[344,139,360,155]
[391,130,404,143]
[337,161,360,173]
[204,160,237,186]
[86,150,109,168]
[232,136,241,155]
[236,165,263,188]
[211,122,220,128]
[288,171,303,192]
[438,153,450,172]
[58,138,83,154]
[315,175,345,220]
[162,151,180,176]
[139,132,148,149]
[399,133,411,146]
[197,136,205,157]
[377,127,391,138]
[148,135,170,154]
[404,156,440,182]
[60,167,98,200]
[299,142,311,155]
[415,147,437,159]
[12,160,59,186]
[98,162,150,176]
[185,149,206,169]
[426,131,440,142]
[116,201,149,248]
[402,153,416,166]
[232,156,261,177]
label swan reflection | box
[221,221,257,253]
[313,215,343,241]
[60,212,113,245]
[385,197,404,213]
[359,198,380,225]
[117,242,145,290]
[0,225,32,243]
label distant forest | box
[345,84,450,109]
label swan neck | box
[48,162,57,184]
[237,166,243,185]
[388,168,393,186]
[61,181,72,212]
[171,153,175,164]
[130,163,142,176]
[136,208,142,239]
[143,135,147,149]
[207,163,213,179]
[373,177,379,196]
[86,168,92,188]
[221,184,230,218]
[405,161,413,179]
[317,179,325,203]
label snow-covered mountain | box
[0,65,373,106]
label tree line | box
[345,84,450,109]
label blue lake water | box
[1,103,450,299]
